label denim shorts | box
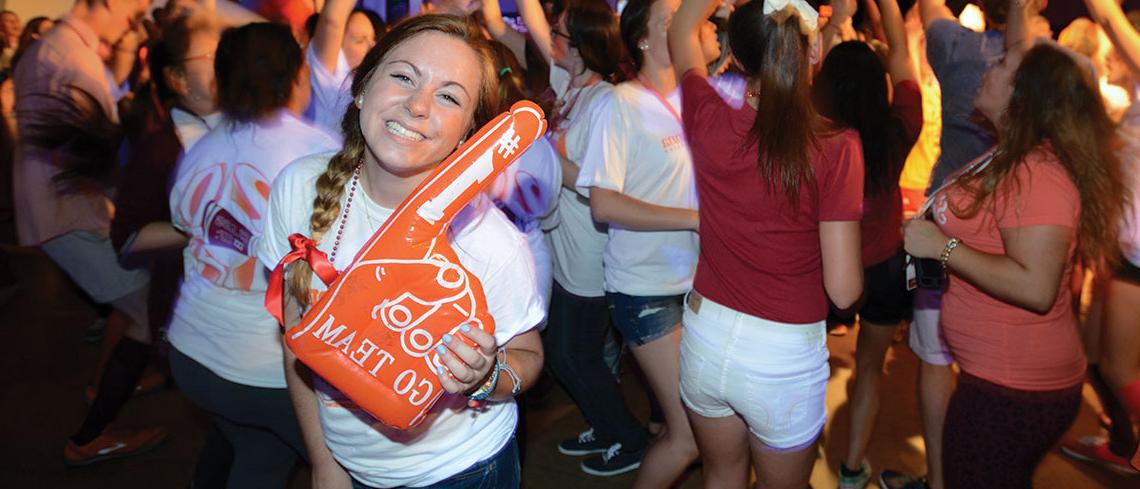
[351,437,519,489]
[606,292,684,346]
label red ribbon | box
[264,233,340,326]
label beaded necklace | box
[329,163,363,266]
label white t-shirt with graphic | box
[303,44,353,140]
[168,111,339,388]
[487,135,561,309]
[575,81,699,296]
[540,64,613,297]
[256,153,545,488]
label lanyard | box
[916,149,997,217]
[637,75,683,126]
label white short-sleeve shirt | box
[168,111,339,388]
[575,81,699,296]
[540,65,613,297]
[256,153,545,487]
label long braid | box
[286,79,369,308]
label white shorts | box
[679,292,829,449]
[907,288,953,366]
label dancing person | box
[258,15,545,488]
[11,0,163,466]
[669,0,864,487]
[483,0,654,474]
[1058,0,1140,474]
[880,1,1030,486]
[814,0,922,487]
[167,22,335,487]
[903,1,1124,486]
[572,0,720,481]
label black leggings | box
[170,347,307,488]
[943,372,1081,489]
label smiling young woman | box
[257,15,545,489]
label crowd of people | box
[3,0,1140,488]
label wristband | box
[466,358,500,404]
[940,238,961,271]
[497,349,522,397]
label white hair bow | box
[763,0,820,33]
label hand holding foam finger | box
[271,101,547,429]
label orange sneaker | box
[64,427,166,467]
[84,370,167,404]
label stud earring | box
[354,93,365,108]
[637,39,649,51]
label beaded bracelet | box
[940,238,961,271]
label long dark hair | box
[214,22,303,123]
[562,0,624,80]
[814,41,892,196]
[728,1,817,204]
[10,16,50,72]
[954,44,1125,271]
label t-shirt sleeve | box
[925,19,968,77]
[995,151,1079,229]
[891,80,924,147]
[256,158,312,271]
[818,132,865,221]
[575,95,628,196]
[680,70,728,147]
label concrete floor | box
[0,245,1136,489]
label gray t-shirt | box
[925,19,1004,193]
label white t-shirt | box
[1118,97,1140,267]
[540,65,613,297]
[256,153,545,488]
[575,81,699,296]
[303,44,353,140]
[168,111,339,388]
[487,135,561,309]
[170,108,222,151]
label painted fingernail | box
[443,334,453,343]
[437,366,445,375]
[436,345,447,355]
[460,325,471,333]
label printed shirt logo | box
[174,162,272,291]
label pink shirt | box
[936,146,1086,391]
[12,17,117,245]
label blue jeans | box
[606,292,684,346]
[351,437,519,489]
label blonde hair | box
[286,15,500,310]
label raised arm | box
[312,0,354,75]
[822,0,859,58]
[879,0,917,83]
[516,0,555,66]
[1005,0,1033,56]
[918,0,954,29]
[1085,0,1140,80]
[480,0,528,66]
[668,0,719,81]
[862,0,887,43]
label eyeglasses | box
[551,28,574,44]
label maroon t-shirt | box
[861,80,923,266]
[681,72,863,324]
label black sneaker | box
[580,443,644,476]
[879,469,930,489]
[558,428,611,456]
